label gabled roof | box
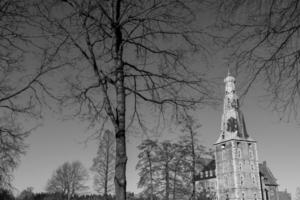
[259,161,278,186]
[195,159,216,181]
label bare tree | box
[169,143,190,200]
[296,187,300,200]
[35,1,215,200]
[178,113,202,200]
[212,0,300,120]
[0,0,66,188]
[91,129,115,198]
[17,187,34,200]
[46,161,89,200]
[136,139,159,200]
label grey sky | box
[6,2,299,198]
[12,66,300,198]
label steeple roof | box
[215,73,254,144]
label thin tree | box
[156,141,178,200]
[46,161,89,200]
[91,130,115,198]
[35,1,215,200]
[178,113,202,200]
[169,143,189,200]
[136,139,159,200]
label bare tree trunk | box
[114,68,127,200]
[172,167,178,200]
[190,128,196,200]
[112,1,127,200]
[147,151,154,200]
[104,142,110,200]
[165,161,170,200]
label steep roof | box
[215,74,255,144]
[259,161,278,186]
[195,158,216,181]
[195,159,278,186]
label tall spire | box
[227,66,230,77]
[216,73,251,144]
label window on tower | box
[240,175,244,186]
[238,149,242,158]
[242,193,245,200]
[249,150,253,159]
[252,174,256,184]
[239,162,242,171]
[251,163,255,171]
[222,144,226,160]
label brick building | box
[195,73,286,200]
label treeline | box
[0,189,142,200]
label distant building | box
[195,73,289,200]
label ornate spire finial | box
[227,66,230,77]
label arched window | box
[254,193,257,200]
[238,149,242,158]
[249,150,253,159]
[242,193,245,200]
[226,194,229,200]
[240,175,244,186]
[252,174,256,184]
[251,163,255,171]
[239,162,242,171]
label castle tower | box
[214,72,262,200]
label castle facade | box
[196,73,279,200]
